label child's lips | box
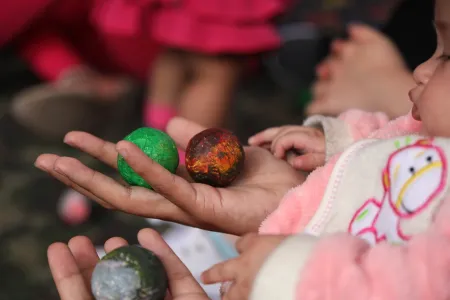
[408,86,421,104]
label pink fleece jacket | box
[250,110,450,300]
[260,110,422,235]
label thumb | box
[292,153,326,171]
[138,229,209,299]
[166,117,206,151]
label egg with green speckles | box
[117,127,179,189]
[91,245,168,300]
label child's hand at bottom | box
[248,126,326,171]
[48,228,209,300]
[201,233,287,300]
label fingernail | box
[118,148,128,158]
[34,161,45,171]
[63,136,73,146]
[116,142,129,157]
[248,137,255,144]
[34,157,49,170]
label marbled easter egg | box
[185,128,245,187]
[91,245,168,300]
[117,127,179,189]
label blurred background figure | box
[8,0,156,140]
[0,0,435,299]
[267,0,435,119]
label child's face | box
[410,0,450,137]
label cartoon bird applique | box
[348,139,447,245]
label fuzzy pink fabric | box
[295,194,450,299]
[260,110,423,235]
[257,110,445,299]
[338,110,389,140]
[338,109,422,141]
[259,154,339,234]
[368,111,423,139]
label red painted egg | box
[185,128,245,187]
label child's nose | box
[412,58,435,86]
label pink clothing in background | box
[3,0,288,83]
[10,0,121,81]
[0,0,52,46]
[92,0,291,54]
[152,0,289,53]
[3,0,161,82]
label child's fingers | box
[330,39,347,57]
[63,131,118,169]
[293,153,326,171]
[137,228,208,298]
[316,59,331,80]
[223,282,246,300]
[104,237,129,253]
[271,135,295,158]
[67,236,99,286]
[330,37,355,60]
[201,258,241,284]
[259,142,272,151]
[271,131,313,158]
[235,233,259,253]
[248,127,281,146]
[48,243,94,300]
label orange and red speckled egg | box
[185,128,245,187]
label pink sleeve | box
[296,196,450,300]
[304,110,422,160]
[303,109,390,161]
[337,109,390,141]
[259,154,339,235]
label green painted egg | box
[117,127,179,189]
[91,245,168,300]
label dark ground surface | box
[0,48,304,300]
